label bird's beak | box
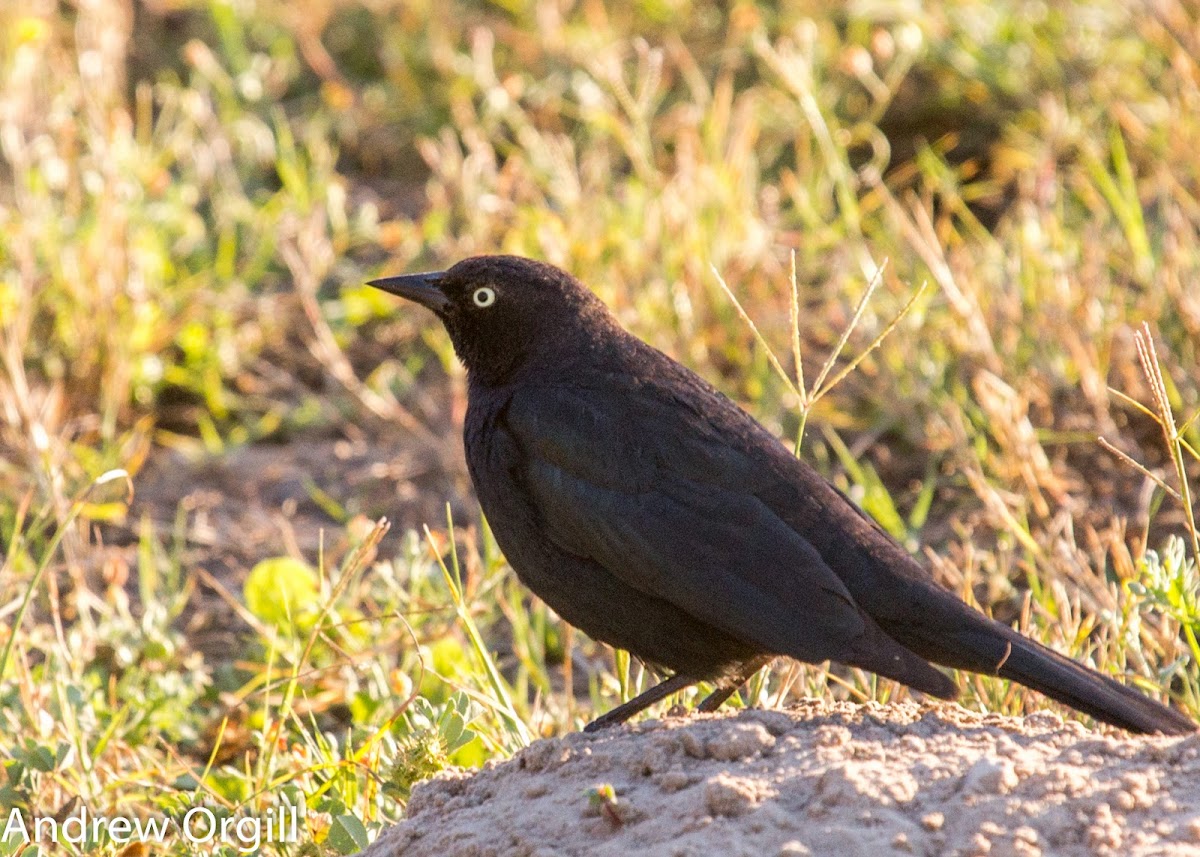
[366,271,451,313]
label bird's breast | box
[463,391,537,527]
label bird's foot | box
[696,655,773,712]
[583,672,696,733]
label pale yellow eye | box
[472,287,496,308]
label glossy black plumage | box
[368,255,1195,736]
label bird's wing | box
[500,379,869,662]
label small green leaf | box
[440,711,464,749]
[22,744,57,772]
[244,557,320,633]
[326,815,369,854]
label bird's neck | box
[461,313,634,391]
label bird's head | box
[368,255,620,387]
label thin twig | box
[1107,385,1162,425]
[813,276,929,404]
[1133,323,1200,567]
[710,265,799,399]
[811,260,887,396]
[788,251,807,406]
[1097,436,1181,501]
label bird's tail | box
[951,623,1196,735]
[845,615,961,702]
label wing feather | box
[504,382,869,662]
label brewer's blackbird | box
[368,255,1195,735]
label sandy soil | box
[365,699,1200,857]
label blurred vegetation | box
[2,0,1199,853]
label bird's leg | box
[583,672,696,733]
[696,655,773,712]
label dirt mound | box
[365,699,1200,857]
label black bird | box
[368,255,1195,736]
